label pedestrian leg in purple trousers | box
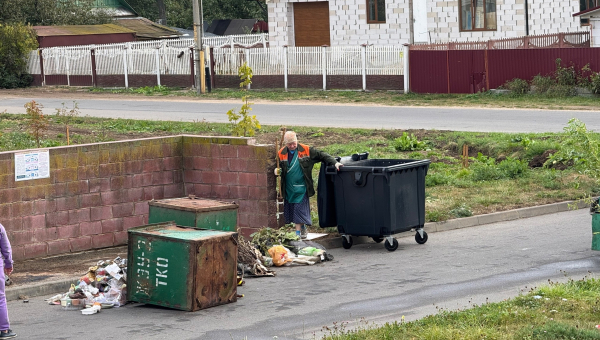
[0,267,9,331]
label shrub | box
[227,62,261,137]
[0,23,38,89]
[497,157,529,179]
[393,132,425,151]
[554,58,577,86]
[24,100,49,147]
[504,78,530,95]
[545,84,577,97]
[531,74,554,94]
[590,72,600,94]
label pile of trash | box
[237,235,334,279]
[45,256,127,315]
[266,239,334,267]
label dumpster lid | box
[335,159,431,172]
[148,197,239,212]
[128,222,236,240]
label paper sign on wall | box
[15,150,50,181]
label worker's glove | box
[274,168,281,176]
[334,162,343,171]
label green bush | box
[546,84,577,97]
[504,78,530,95]
[497,157,529,179]
[554,58,577,86]
[590,72,600,94]
[531,74,554,94]
[393,132,425,151]
[0,23,38,89]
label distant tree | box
[0,23,38,89]
[127,0,265,29]
[0,0,112,26]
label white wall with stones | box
[268,0,588,46]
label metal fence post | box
[403,44,410,93]
[90,48,97,87]
[190,47,195,87]
[65,50,71,87]
[155,47,161,86]
[284,45,288,91]
[245,48,251,90]
[123,44,129,89]
[39,49,45,86]
[361,44,367,91]
[322,45,327,91]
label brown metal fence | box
[409,47,600,94]
[410,32,590,51]
[408,32,598,94]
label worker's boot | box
[300,225,308,239]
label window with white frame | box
[367,0,386,23]
[580,0,599,25]
[460,0,497,31]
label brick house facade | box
[267,0,589,47]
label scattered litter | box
[562,298,568,301]
[533,295,542,299]
[22,300,28,303]
[237,237,275,277]
[45,256,127,315]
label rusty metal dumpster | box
[127,221,238,311]
[148,197,238,232]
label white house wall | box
[268,0,588,46]
[267,0,411,47]
[427,0,587,43]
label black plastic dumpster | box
[324,158,430,251]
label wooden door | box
[293,1,331,47]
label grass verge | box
[321,275,600,340]
[1,110,598,229]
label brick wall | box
[182,136,278,237]
[0,135,277,260]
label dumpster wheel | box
[415,229,428,244]
[372,237,384,243]
[342,235,353,249]
[384,238,398,251]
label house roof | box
[115,17,182,40]
[33,24,135,37]
[573,5,600,17]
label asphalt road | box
[9,209,598,340]
[2,96,600,132]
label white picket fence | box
[26,36,404,89]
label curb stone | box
[6,200,589,302]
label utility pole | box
[192,0,206,94]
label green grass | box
[1,110,598,225]
[321,276,600,340]
[43,86,600,110]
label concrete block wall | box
[0,135,277,261]
[182,136,278,238]
[268,0,587,46]
[268,0,411,47]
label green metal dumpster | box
[592,214,600,251]
[148,197,238,232]
[127,221,238,311]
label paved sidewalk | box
[6,200,589,301]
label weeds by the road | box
[0,111,597,225]
[83,86,600,110]
[321,275,600,340]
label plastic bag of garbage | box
[267,245,294,266]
